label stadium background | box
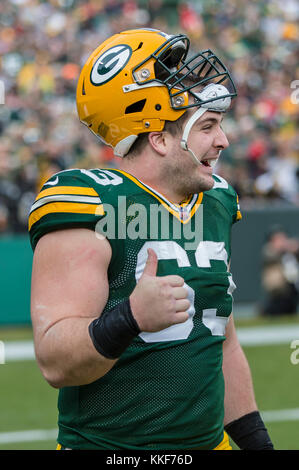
[0,0,298,450]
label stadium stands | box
[0,0,298,233]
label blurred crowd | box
[0,0,298,233]
[261,226,299,316]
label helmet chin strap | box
[182,145,219,169]
[180,107,208,166]
[180,83,231,167]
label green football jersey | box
[29,167,241,450]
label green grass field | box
[0,316,299,450]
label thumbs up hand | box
[129,249,190,333]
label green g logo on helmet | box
[90,45,132,86]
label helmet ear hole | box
[154,44,186,80]
[125,99,146,114]
[168,44,186,66]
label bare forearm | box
[34,316,117,388]
[223,342,257,426]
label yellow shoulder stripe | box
[28,201,104,231]
[36,186,98,200]
[236,210,242,221]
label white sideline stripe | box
[262,408,299,423]
[3,324,299,362]
[0,429,57,444]
[0,408,299,444]
[236,324,299,346]
[4,341,35,361]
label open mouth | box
[201,160,211,167]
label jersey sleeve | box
[210,174,242,225]
[28,169,105,250]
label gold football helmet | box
[76,28,236,157]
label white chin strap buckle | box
[180,83,231,165]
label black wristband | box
[224,411,274,450]
[89,299,141,359]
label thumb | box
[141,248,158,278]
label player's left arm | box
[222,314,274,449]
[223,314,257,423]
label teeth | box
[210,159,218,169]
[200,158,218,168]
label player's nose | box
[214,126,229,150]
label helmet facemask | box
[132,34,236,111]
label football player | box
[29,29,274,450]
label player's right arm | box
[31,227,117,388]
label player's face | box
[165,111,229,196]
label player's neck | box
[118,159,188,205]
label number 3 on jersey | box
[135,240,235,343]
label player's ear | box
[147,131,169,156]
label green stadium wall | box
[0,235,32,325]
